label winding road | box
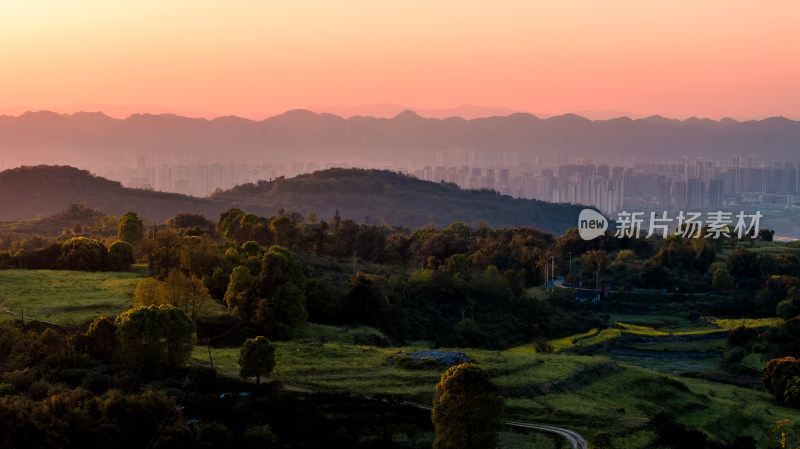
[407,403,588,449]
[505,419,588,449]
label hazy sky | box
[1,1,798,120]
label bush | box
[534,338,554,353]
[777,299,799,320]
[106,241,135,271]
[58,237,108,271]
[763,357,800,406]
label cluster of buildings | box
[413,152,800,217]
[50,150,797,225]
[96,157,324,197]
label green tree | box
[0,251,10,269]
[616,249,636,263]
[238,336,276,385]
[432,363,504,449]
[442,253,470,279]
[118,211,145,248]
[224,266,257,321]
[253,246,308,338]
[778,300,799,321]
[115,305,196,374]
[712,267,735,290]
[71,316,118,362]
[259,245,305,295]
[580,249,607,287]
[257,284,308,340]
[763,357,800,406]
[759,229,776,242]
[58,237,107,271]
[106,240,135,271]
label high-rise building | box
[687,179,705,209]
[709,179,724,207]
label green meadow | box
[510,316,783,355]
[0,266,145,325]
[193,339,800,448]
[2,267,796,447]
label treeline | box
[137,207,605,348]
[1,237,135,272]
[0,318,433,449]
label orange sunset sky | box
[1,1,798,120]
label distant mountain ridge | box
[1,110,798,165]
[0,165,586,234]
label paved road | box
[505,419,588,449]
[408,403,588,449]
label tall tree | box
[253,245,308,338]
[118,211,145,248]
[432,363,504,449]
[712,267,735,290]
[224,266,257,321]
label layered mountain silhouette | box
[0,166,586,234]
[2,110,798,165]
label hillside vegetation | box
[210,167,585,233]
[0,165,585,234]
[194,341,800,448]
[0,165,221,222]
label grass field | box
[0,266,145,325]
[192,341,800,448]
[3,267,796,446]
[509,316,784,355]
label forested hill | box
[0,166,585,234]
[209,168,583,234]
[0,165,223,222]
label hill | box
[210,168,584,233]
[0,166,585,234]
[0,165,223,222]
[2,110,799,165]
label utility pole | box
[568,252,572,273]
[544,259,548,292]
[551,255,555,292]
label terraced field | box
[194,338,800,448]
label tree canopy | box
[432,362,504,449]
[118,211,145,248]
[114,305,196,374]
[238,336,276,385]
